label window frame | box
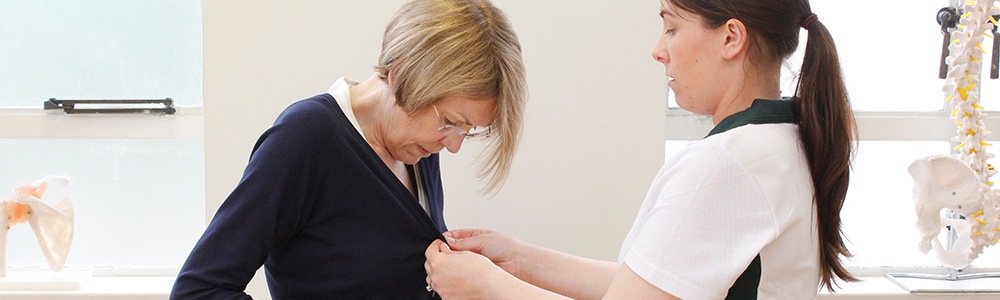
[0,0,204,275]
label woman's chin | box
[401,154,422,165]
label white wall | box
[203,0,665,297]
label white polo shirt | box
[618,101,821,299]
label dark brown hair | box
[668,0,858,290]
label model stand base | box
[886,271,1000,294]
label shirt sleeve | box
[171,100,333,299]
[623,146,778,300]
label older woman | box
[170,0,526,299]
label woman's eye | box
[444,118,458,126]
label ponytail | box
[794,16,859,290]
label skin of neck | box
[349,72,404,166]
[710,61,782,125]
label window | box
[665,1,1000,270]
[0,1,204,273]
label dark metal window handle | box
[43,98,176,115]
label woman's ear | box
[386,67,396,86]
[721,18,749,59]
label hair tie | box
[801,13,818,29]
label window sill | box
[819,277,999,299]
[0,107,203,139]
[0,276,173,300]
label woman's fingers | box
[445,231,488,252]
[426,239,443,259]
[439,239,453,253]
[424,240,443,291]
[443,228,488,239]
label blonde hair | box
[376,0,527,194]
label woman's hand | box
[424,239,507,299]
[443,228,526,278]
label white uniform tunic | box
[618,99,820,299]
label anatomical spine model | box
[909,0,1000,269]
[0,176,74,277]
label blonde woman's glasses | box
[433,105,492,139]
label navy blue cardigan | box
[172,94,447,299]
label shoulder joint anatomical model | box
[0,176,74,277]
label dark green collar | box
[706,99,796,138]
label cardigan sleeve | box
[171,99,333,299]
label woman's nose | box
[652,37,668,64]
[441,134,464,153]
